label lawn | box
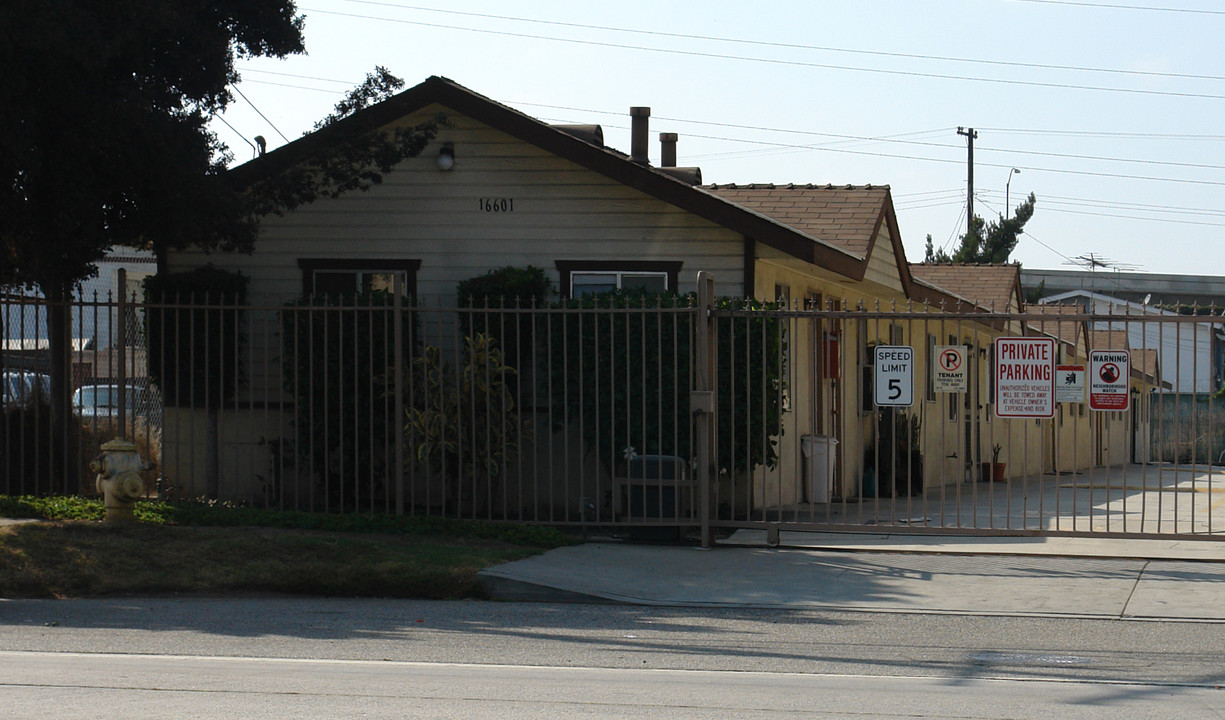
[0,496,574,599]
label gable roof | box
[703,184,889,258]
[703,183,915,290]
[909,263,1023,312]
[231,75,888,282]
[1025,304,1084,350]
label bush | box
[404,333,525,516]
[548,291,786,474]
[279,291,414,511]
[0,402,80,495]
[457,266,553,398]
[143,266,248,410]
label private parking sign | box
[994,337,1055,418]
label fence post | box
[393,273,405,515]
[117,268,128,439]
[694,272,717,548]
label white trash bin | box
[801,435,838,504]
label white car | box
[72,384,152,420]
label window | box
[298,259,420,299]
[555,261,681,298]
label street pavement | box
[478,531,1225,621]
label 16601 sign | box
[479,198,515,212]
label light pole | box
[1006,168,1021,219]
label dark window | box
[555,261,682,298]
[297,259,421,299]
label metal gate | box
[711,295,1225,541]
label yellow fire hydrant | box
[91,438,150,523]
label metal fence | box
[3,278,1224,541]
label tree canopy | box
[924,192,1037,265]
[0,3,437,296]
[0,1,308,294]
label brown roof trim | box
[231,76,863,278]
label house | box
[157,76,1156,519]
[1039,289,1222,395]
[162,76,949,506]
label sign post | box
[1090,349,1130,411]
[874,345,914,407]
[994,337,1055,418]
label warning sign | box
[932,345,967,393]
[1055,365,1085,403]
[994,337,1055,418]
[1090,349,1130,411]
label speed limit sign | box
[874,345,914,407]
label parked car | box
[2,371,50,409]
[72,384,158,422]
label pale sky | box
[212,0,1225,277]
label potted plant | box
[980,444,1006,483]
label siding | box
[170,108,746,304]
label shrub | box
[404,333,525,515]
[279,291,414,511]
[457,266,553,398]
[143,266,248,410]
[548,291,786,474]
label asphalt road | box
[2,598,1224,718]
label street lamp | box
[1006,168,1021,219]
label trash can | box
[801,435,838,504]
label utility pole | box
[957,127,977,230]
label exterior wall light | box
[436,142,455,171]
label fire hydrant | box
[91,438,150,523]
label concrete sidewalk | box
[478,532,1225,621]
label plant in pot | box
[980,444,1006,483]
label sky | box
[211,0,1225,277]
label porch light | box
[436,142,455,171]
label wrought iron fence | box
[3,281,1224,540]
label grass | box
[0,495,577,599]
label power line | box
[232,85,290,143]
[1007,0,1225,16]
[301,7,1225,102]
[349,1,1225,84]
[214,114,259,158]
[521,101,1225,173]
[981,127,1225,140]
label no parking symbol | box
[932,345,967,393]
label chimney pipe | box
[659,132,678,168]
[630,107,650,164]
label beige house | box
[163,76,948,505]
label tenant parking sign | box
[874,345,914,407]
[932,345,967,393]
[994,337,1055,418]
[1090,349,1130,411]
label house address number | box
[479,198,514,212]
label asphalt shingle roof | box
[703,184,889,258]
[909,264,1021,311]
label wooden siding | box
[170,109,746,304]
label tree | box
[926,193,1037,264]
[0,3,436,489]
